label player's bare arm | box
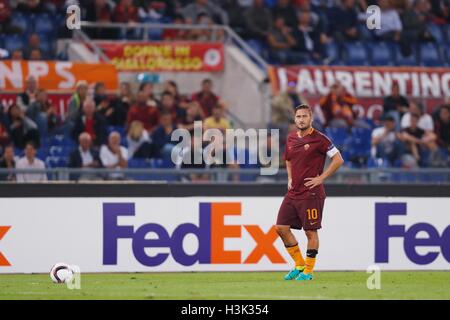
[304,152,344,189]
[286,160,292,190]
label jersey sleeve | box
[321,134,339,158]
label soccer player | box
[276,104,344,281]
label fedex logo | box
[375,203,450,265]
[103,202,285,266]
[0,226,11,266]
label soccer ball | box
[50,263,74,284]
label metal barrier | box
[1,167,450,184]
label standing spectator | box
[0,144,16,181]
[6,103,40,149]
[319,82,358,128]
[192,79,219,117]
[203,103,232,133]
[126,89,160,133]
[327,0,359,42]
[27,89,60,137]
[17,76,38,111]
[293,11,324,63]
[401,101,434,132]
[127,121,153,159]
[267,15,299,64]
[68,132,103,181]
[244,0,273,42]
[434,105,450,153]
[67,80,88,124]
[374,0,402,42]
[152,111,178,160]
[272,0,298,29]
[95,82,127,127]
[100,131,128,180]
[383,81,409,129]
[181,0,229,25]
[371,115,403,165]
[15,141,47,182]
[72,99,108,147]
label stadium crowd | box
[1,0,450,65]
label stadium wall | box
[0,184,448,273]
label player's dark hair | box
[294,104,312,115]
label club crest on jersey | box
[304,144,310,150]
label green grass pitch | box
[0,271,449,300]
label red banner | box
[268,65,449,117]
[96,42,224,72]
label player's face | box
[295,109,312,131]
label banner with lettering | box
[96,42,224,72]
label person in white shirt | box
[401,101,434,132]
[100,131,128,180]
[371,115,403,165]
[16,141,47,182]
[374,0,402,41]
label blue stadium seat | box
[343,41,369,66]
[394,45,418,66]
[4,34,24,52]
[357,23,374,41]
[419,43,442,66]
[10,12,31,34]
[325,127,348,150]
[427,23,444,43]
[368,42,393,66]
[324,41,341,65]
[33,14,55,36]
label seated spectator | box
[319,82,358,128]
[118,82,134,107]
[398,113,438,166]
[152,111,178,161]
[222,0,248,37]
[15,141,47,182]
[327,0,359,42]
[0,144,16,181]
[139,82,159,105]
[434,105,450,153]
[204,103,232,133]
[163,13,191,40]
[100,131,128,180]
[204,134,240,182]
[159,91,185,124]
[374,0,402,42]
[127,120,154,159]
[113,0,138,22]
[68,132,103,181]
[177,135,210,182]
[85,0,115,39]
[371,115,403,165]
[11,49,24,60]
[26,89,60,137]
[293,11,324,63]
[163,80,188,109]
[267,15,299,64]
[0,105,10,149]
[95,82,127,127]
[383,81,409,129]
[24,33,49,60]
[401,101,434,132]
[72,99,108,147]
[430,0,450,24]
[0,0,23,34]
[139,0,174,23]
[126,89,160,133]
[244,0,273,42]
[189,12,225,41]
[181,0,229,25]
[67,80,88,124]
[192,78,219,117]
[17,76,38,111]
[272,0,298,29]
[178,102,203,134]
[6,103,40,149]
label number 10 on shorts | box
[307,208,318,220]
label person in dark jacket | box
[68,132,103,181]
[72,99,108,147]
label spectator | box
[139,82,159,105]
[0,0,22,34]
[222,0,248,37]
[398,113,431,166]
[0,105,10,148]
[6,103,40,149]
[16,0,49,14]
[28,48,43,61]
[0,144,16,181]
[178,135,209,182]
[85,0,115,39]
[72,99,108,147]
[100,131,128,180]
[204,133,240,182]
[244,0,273,42]
[68,132,103,181]
[15,141,47,182]
[430,0,450,24]
[203,103,232,133]
[293,11,324,63]
[112,0,138,22]
[152,111,177,160]
[319,82,358,128]
[371,114,403,165]
[267,15,299,64]
[383,81,409,128]
[434,105,450,153]
[327,0,359,42]
[182,0,229,25]
[159,91,185,124]
[67,80,88,124]
[17,76,38,111]
[127,120,154,159]
[118,82,134,107]
[24,33,49,60]
[190,12,225,41]
[95,82,127,127]
[163,80,188,109]
[272,0,298,29]
[178,102,203,134]
[374,0,402,42]
[126,89,160,133]
[163,14,191,40]
[401,101,434,132]
[192,78,219,117]
[11,49,24,60]
[138,0,174,23]
[26,88,60,137]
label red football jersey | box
[284,128,339,200]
